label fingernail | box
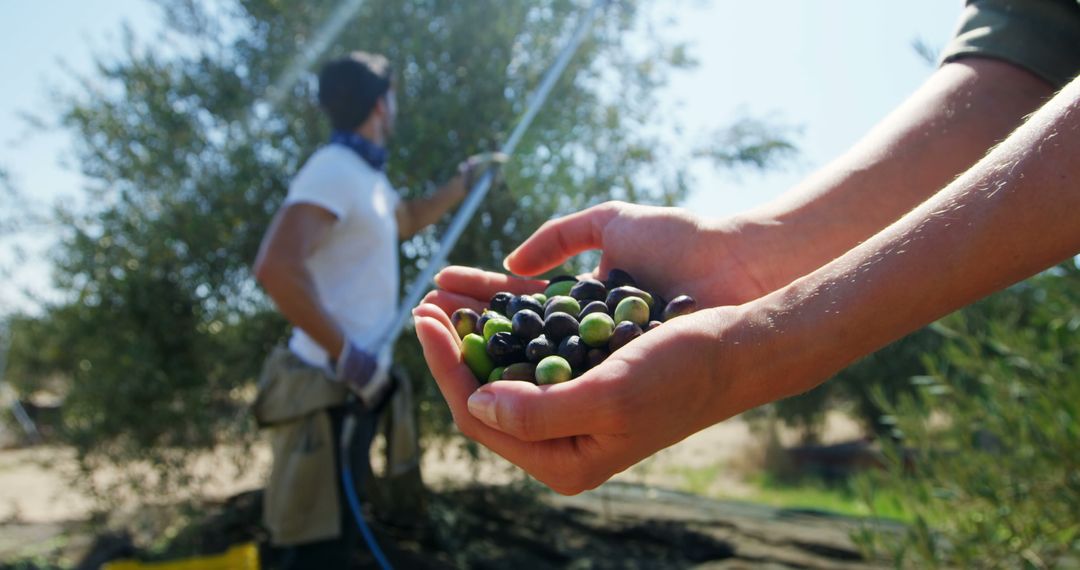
[502,255,514,273]
[467,390,498,427]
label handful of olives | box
[452,269,697,384]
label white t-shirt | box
[283,145,400,369]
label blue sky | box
[0,1,963,314]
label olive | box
[490,292,513,315]
[549,274,578,284]
[543,311,579,342]
[461,333,495,381]
[663,295,697,321]
[501,362,537,383]
[586,347,609,369]
[605,286,654,312]
[488,366,506,383]
[532,293,548,305]
[487,331,526,366]
[543,280,575,298]
[507,294,544,318]
[579,312,615,347]
[604,268,637,289]
[483,316,513,343]
[646,320,663,332]
[613,296,650,327]
[578,300,608,319]
[649,291,667,322]
[526,335,555,362]
[544,295,581,319]
[476,310,500,335]
[535,355,572,385]
[511,309,544,341]
[451,308,479,340]
[557,335,588,370]
[569,278,606,303]
[608,321,643,353]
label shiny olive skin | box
[525,335,555,362]
[489,292,513,315]
[662,295,697,321]
[451,308,479,340]
[487,331,526,366]
[579,312,615,347]
[605,286,654,312]
[646,320,663,332]
[462,333,495,381]
[511,309,544,341]
[557,335,588,370]
[569,278,607,303]
[608,321,643,353]
[578,300,608,319]
[535,355,572,385]
[543,280,575,298]
[543,311,579,343]
[507,294,545,318]
[544,295,581,319]
[476,310,500,336]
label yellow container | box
[103,542,259,570]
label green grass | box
[667,463,914,523]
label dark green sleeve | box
[941,0,1080,88]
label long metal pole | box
[378,0,607,353]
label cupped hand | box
[413,300,759,495]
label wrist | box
[711,213,799,296]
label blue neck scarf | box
[329,130,388,171]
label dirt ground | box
[0,411,867,567]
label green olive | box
[613,296,650,327]
[535,355,572,385]
[543,280,575,298]
[488,366,506,383]
[462,334,495,381]
[579,312,615,347]
[483,316,513,343]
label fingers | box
[504,204,617,276]
[421,289,486,317]
[466,364,629,442]
[435,266,546,299]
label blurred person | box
[252,51,485,567]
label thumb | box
[466,372,624,442]
[504,203,617,276]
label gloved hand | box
[458,151,509,192]
[335,340,395,411]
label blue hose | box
[342,460,393,570]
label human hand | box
[335,341,394,411]
[461,201,777,309]
[413,300,767,495]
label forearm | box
[398,182,466,238]
[258,263,345,357]
[740,59,1053,293]
[744,75,1080,402]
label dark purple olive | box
[490,292,513,315]
[501,362,537,383]
[606,286,654,312]
[511,309,544,341]
[475,310,500,335]
[526,335,555,362]
[451,308,480,339]
[579,300,608,319]
[569,278,607,303]
[507,294,544,318]
[663,295,697,321]
[604,268,637,289]
[557,335,588,371]
[543,311,579,342]
[548,274,578,284]
[586,347,609,369]
[649,291,667,322]
[487,332,526,366]
[646,320,663,332]
[608,321,643,353]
